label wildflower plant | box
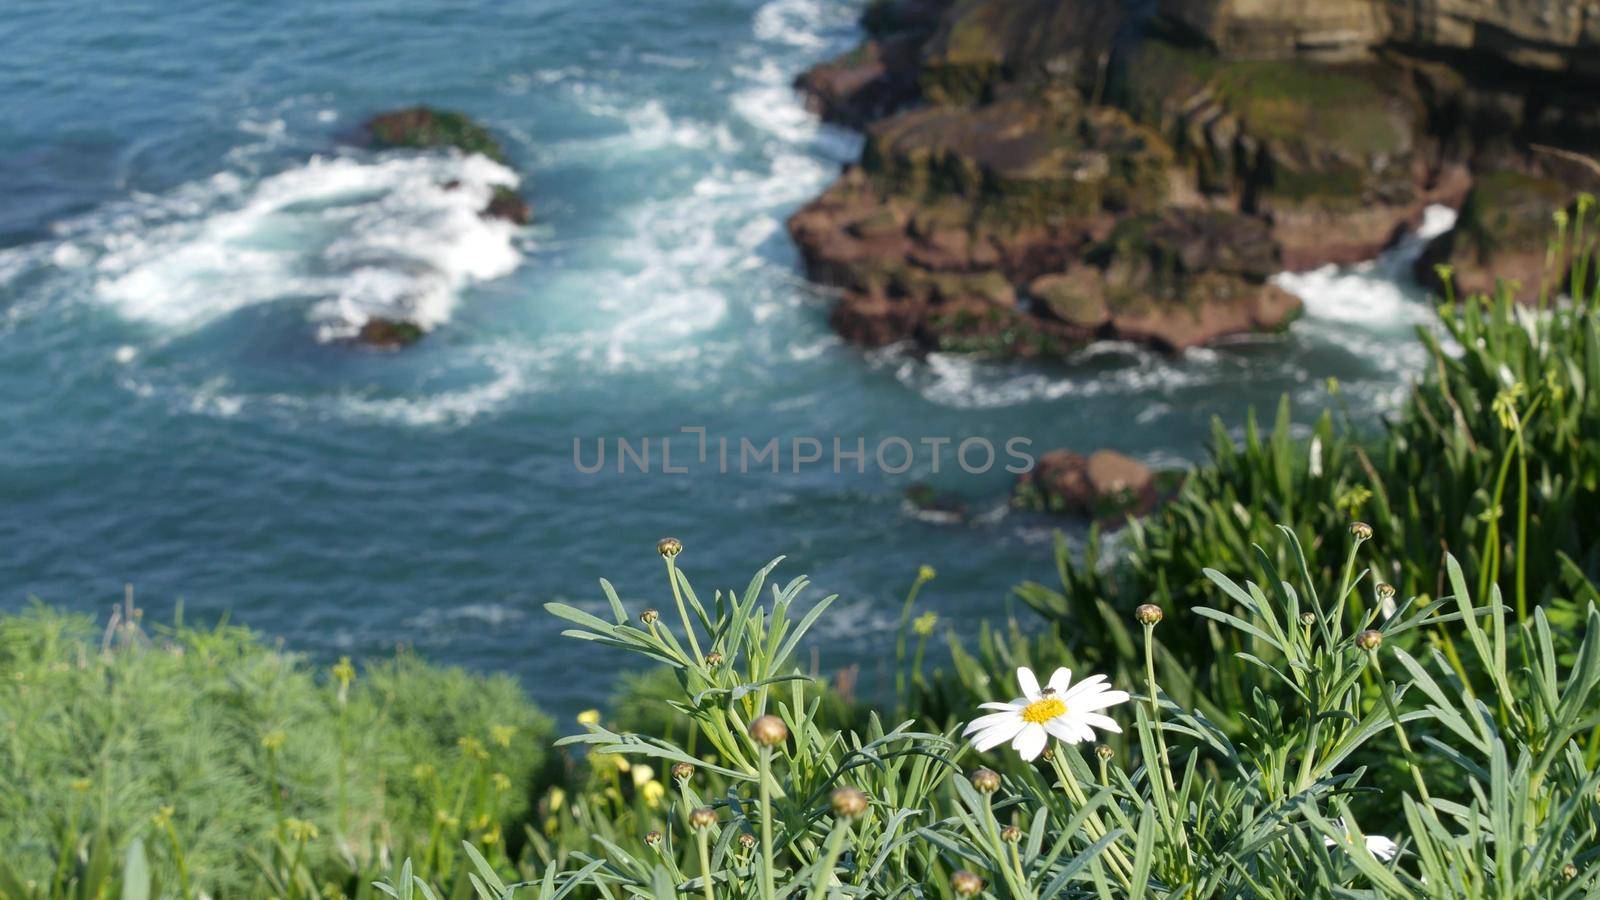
[546,543,958,898]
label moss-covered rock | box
[356,318,426,349]
[1112,39,1427,267]
[366,107,506,162]
[917,0,1127,104]
[483,185,532,224]
[862,89,1171,224]
[1415,171,1582,301]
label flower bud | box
[830,786,868,818]
[657,537,682,559]
[749,715,788,747]
[1001,825,1021,843]
[1563,862,1578,880]
[1357,629,1383,651]
[1376,583,1396,601]
[1135,603,1163,626]
[644,830,662,847]
[738,832,756,852]
[639,608,660,625]
[1094,743,1114,761]
[1350,522,1373,541]
[951,870,984,896]
[690,806,717,830]
[672,762,694,781]
[1300,611,1317,626]
[703,651,723,667]
[969,768,1000,793]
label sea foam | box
[79,151,523,341]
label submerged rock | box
[1014,449,1166,520]
[483,185,532,224]
[355,318,426,349]
[365,106,507,162]
[904,482,969,523]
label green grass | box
[0,605,552,897]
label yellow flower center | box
[1021,697,1066,723]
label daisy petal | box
[963,712,1018,735]
[973,720,1024,752]
[1012,723,1048,761]
[1079,712,1122,733]
[1071,690,1131,712]
[978,702,1022,711]
[1044,719,1079,743]
[1062,674,1109,701]
[1016,667,1040,700]
[1047,668,1072,694]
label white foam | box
[1274,204,1456,327]
[78,151,522,340]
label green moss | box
[367,107,506,162]
[1459,171,1571,252]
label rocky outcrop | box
[790,0,1600,358]
[1415,169,1594,301]
[1159,0,1600,76]
[789,88,1296,355]
[356,108,532,348]
[1014,449,1166,519]
[367,107,533,229]
[1113,38,1433,268]
[356,318,426,349]
[484,185,532,225]
[366,107,508,162]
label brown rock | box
[1157,0,1388,61]
[483,186,532,225]
[356,318,426,349]
[917,0,1128,103]
[1029,269,1111,329]
[1415,169,1590,302]
[1159,0,1600,76]
[1015,449,1159,519]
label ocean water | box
[0,0,1451,714]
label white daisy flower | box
[962,666,1131,762]
[1324,834,1398,861]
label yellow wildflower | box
[641,780,666,808]
[490,724,516,748]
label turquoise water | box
[0,0,1447,714]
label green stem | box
[979,794,1034,900]
[164,821,193,899]
[807,820,851,900]
[698,828,716,900]
[894,574,930,708]
[759,746,776,900]
[1513,423,1530,622]
[1369,651,1431,807]
[1048,747,1133,887]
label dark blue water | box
[0,0,1448,714]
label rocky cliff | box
[790,0,1600,357]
